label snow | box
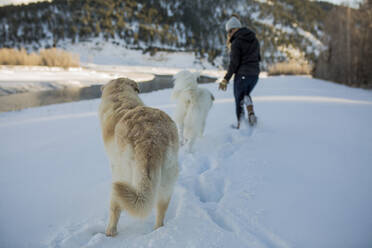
[0,0,50,6]
[256,17,324,61]
[0,48,220,95]
[63,40,217,69]
[1,75,372,248]
[0,65,154,95]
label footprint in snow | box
[194,175,227,204]
[46,217,154,248]
[205,207,235,232]
[46,221,107,248]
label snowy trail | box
[1,76,372,248]
[2,94,371,128]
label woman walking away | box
[219,15,261,129]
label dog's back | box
[99,78,179,235]
[183,87,213,139]
[172,71,214,150]
[112,106,179,215]
[189,87,214,114]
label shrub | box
[39,48,79,68]
[0,48,79,68]
[0,48,40,66]
[268,61,312,76]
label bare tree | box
[314,0,372,88]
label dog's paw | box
[153,223,164,230]
[105,227,118,237]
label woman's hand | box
[218,79,228,91]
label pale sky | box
[0,0,49,6]
[0,0,363,7]
[322,0,362,6]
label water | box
[0,75,216,112]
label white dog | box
[171,70,214,151]
[99,78,179,236]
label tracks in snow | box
[177,125,257,233]
[45,123,289,248]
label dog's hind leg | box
[174,102,187,145]
[154,196,171,229]
[200,118,206,137]
[106,195,121,236]
[186,138,196,152]
[178,124,185,145]
[154,158,178,229]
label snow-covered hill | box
[1,75,372,248]
[0,0,48,6]
[0,0,328,66]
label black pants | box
[233,74,258,122]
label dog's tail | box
[112,156,160,218]
[211,93,215,101]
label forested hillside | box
[314,0,372,88]
[0,0,334,66]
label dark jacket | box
[224,27,261,81]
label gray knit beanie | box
[225,16,242,32]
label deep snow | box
[0,75,372,248]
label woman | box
[219,15,261,129]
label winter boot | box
[248,113,257,126]
[247,105,257,126]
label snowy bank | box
[0,76,372,248]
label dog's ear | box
[193,71,201,82]
[131,81,140,93]
[211,94,215,101]
[134,84,140,93]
